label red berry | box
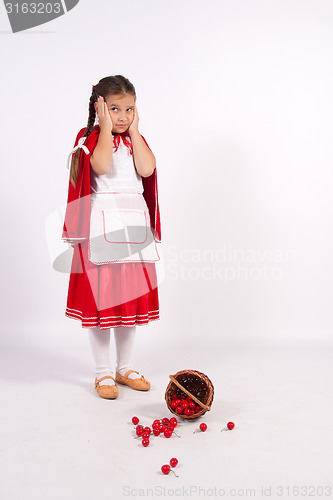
[193,422,208,434]
[161,462,179,477]
[170,457,178,467]
[227,421,235,430]
[174,399,181,406]
[170,417,178,427]
[132,416,139,425]
[144,426,151,434]
[170,400,178,409]
[152,420,160,427]
[142,438,150,447]
[183,408,191,416]
[164,428,172,438]
[171,393,178,400]
[181,401,188,409]
[195,406,201,413]
[136,426,144,436]
[153,428,161,436]
[167,425,174,432]
[190,410,195,415]
[175,406,183,414]
[189,401,196,409]
[160,424,166,432]
[162,418,170,424]
[161,464,170,475]
[142,431,150,439]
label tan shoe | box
[94,376,119,399]
[115,370,151,391]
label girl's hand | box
[128,104,139,136]
[95,96,113,131]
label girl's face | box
[105,93,135,133]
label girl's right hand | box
[95,96,113,131]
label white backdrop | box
[1,2,333,497]
[1,0,332,348]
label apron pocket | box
[102,209,148,244]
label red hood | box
[62,125,161,245]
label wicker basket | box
[165,369,214,419]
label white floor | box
[1,332,332,500]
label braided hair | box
[69,75,136,189]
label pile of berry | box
[132,415,236,447]
[132,416,180,447]
[169,391,201,416]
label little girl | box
[62,75,161,400]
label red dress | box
[62,126,161,329]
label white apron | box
[88,192,160,265]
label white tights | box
[88,325,142,386]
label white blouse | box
[90,134,143,194]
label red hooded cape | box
[62,125,161,246]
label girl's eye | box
[109,107,133,111]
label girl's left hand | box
[128,104,139,135]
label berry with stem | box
[161,464,179,477]
[193,422,207,433]
[135,426,144,437]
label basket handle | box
[169,375,211,411]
